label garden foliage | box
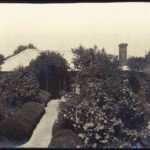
[58,45,150,148]
[0,102,44,144]
[27,51,69,98]
[0,68,39,120]
[49,129,82,148]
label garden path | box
[18,99,59,148]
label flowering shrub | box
[59,77,150,148]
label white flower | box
[84,138,89,144]
[99,126,104,130]
[85,122,94,127]
[105,134,109,139]
[104,120,107,123]
[93,143,97,148]
[73,124,77,127]
[78,134,83,138]
[76,120,79,123]
[83,125,87,130]
[95,134,100,140]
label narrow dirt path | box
[18,99,59,148]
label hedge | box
[52,112,74,137]
[52,113,66,136]
[0,102,45,145]
[49,129,82,148]
[37,90,51,106]
[0,135,12,148]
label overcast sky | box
[0,2,150,63]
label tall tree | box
[72,45,119,83]
[27,51,69,98]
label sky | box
[0,2,150,64]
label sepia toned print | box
[0,2,150,148]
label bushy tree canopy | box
[72,45,120,85]
[0,68,39,120]
[27,51,69,98]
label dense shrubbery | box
[37,90,51,106]
[49,129,82,148]
[127,50,150,72]
[0,67,51,146]
[52,112,71,136]
[0,68,39,120]
[0,135,12,148]
[57,45,150,148]
[59,78,149,148]
[128,57,146,72]
[0,102,45,144]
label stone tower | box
[119,43,128,65]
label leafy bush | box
[0,68,39,120]
[52,121,62,136]
[59,77,149,148]
[49,129,82,148]
[0,102,45,144]
[127,57,146,72]
[52,112,71,136]
[58,45,150,148]
[127,71,141,93]
[0,135,12,148]
[37,90,51,106]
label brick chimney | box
[119,43,128,65]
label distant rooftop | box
[1,49,41,71]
